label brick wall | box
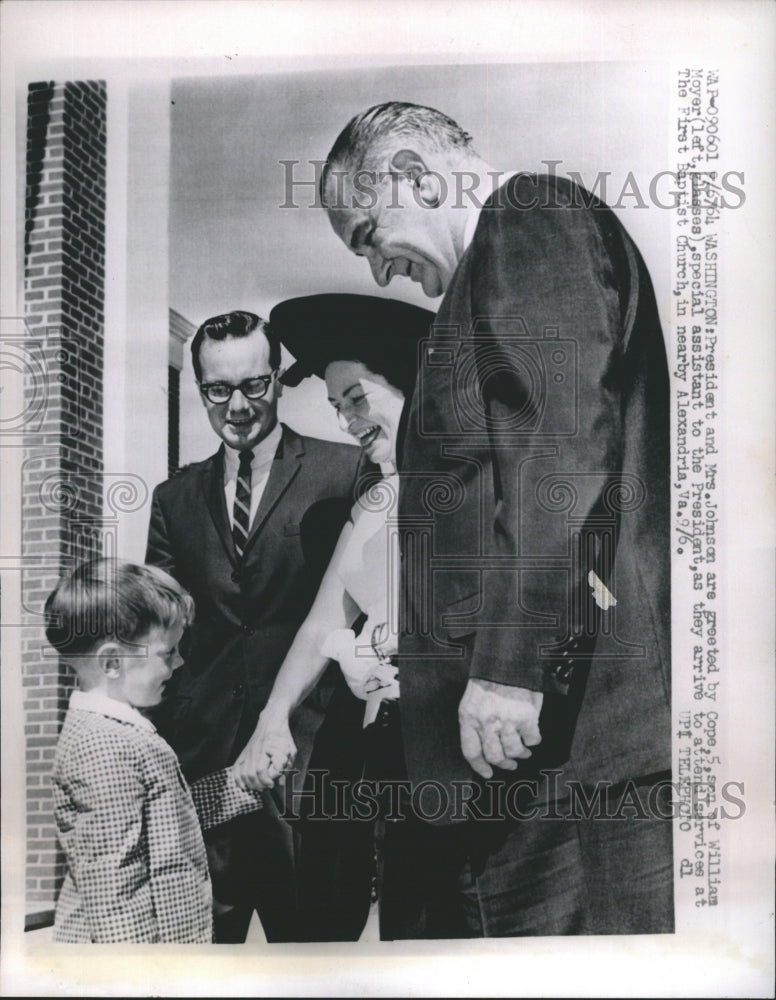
[23,80,107,923]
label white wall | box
[103,77,171,561]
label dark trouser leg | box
[379,816,470,940]
[206,789,300,944]
[450,770,588,938]
[380,772,588,939]
[212,902,255,944]
[458,818,588,937]
[361,700,470,940]
[253,790,300,942]
[297,815,375,941]
[294,679,375,942]
[575,772,674,935]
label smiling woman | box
[325,361,404,465]
[230,293,438,941]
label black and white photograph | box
[1,1,773,996]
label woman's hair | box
[324,344,416,397]
[44,557,194,656]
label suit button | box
[242,625,255,636]
[232,683,244,698]
[231,569,240,583]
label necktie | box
[232,449,253,557]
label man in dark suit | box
[321,102,672,936]
[146,310,360,942]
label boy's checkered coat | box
[52,703,262,943]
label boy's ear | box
[95,641,124,678]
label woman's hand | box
[368,618,398,662]
[231,709,297,792]
[320,629,386,701]
[321,624,400,702]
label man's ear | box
[389,147,428,182]
[389,148,442,208]
[96,641,124,678]
[274,371,284,399]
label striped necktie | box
[232,449,253,558]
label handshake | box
[232,619,400,792]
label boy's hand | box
[232,712,296,792]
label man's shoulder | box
[491,172,603,209]
[469,172,626,272]
[480,172,620,237]
[153,454,215,499]
[289,427,360,469]
[298,432,359,460]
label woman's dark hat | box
[269,293,434,394]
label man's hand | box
[458,679,543,778]
[231,711,296,792]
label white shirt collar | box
[461,170,519,254]
[223,421,282,477]
[69,688,156,732]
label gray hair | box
[321,101,476,204]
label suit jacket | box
[146,424,361,781]
[398,174,671,795]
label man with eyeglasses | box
[146,310,361,942]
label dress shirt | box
[222,422,282,531]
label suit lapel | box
[201,446,238,567]
[241,425,302,558]
[396,395,411,471]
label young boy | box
[45,558,263,943]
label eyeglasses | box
[199,372,277,404]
